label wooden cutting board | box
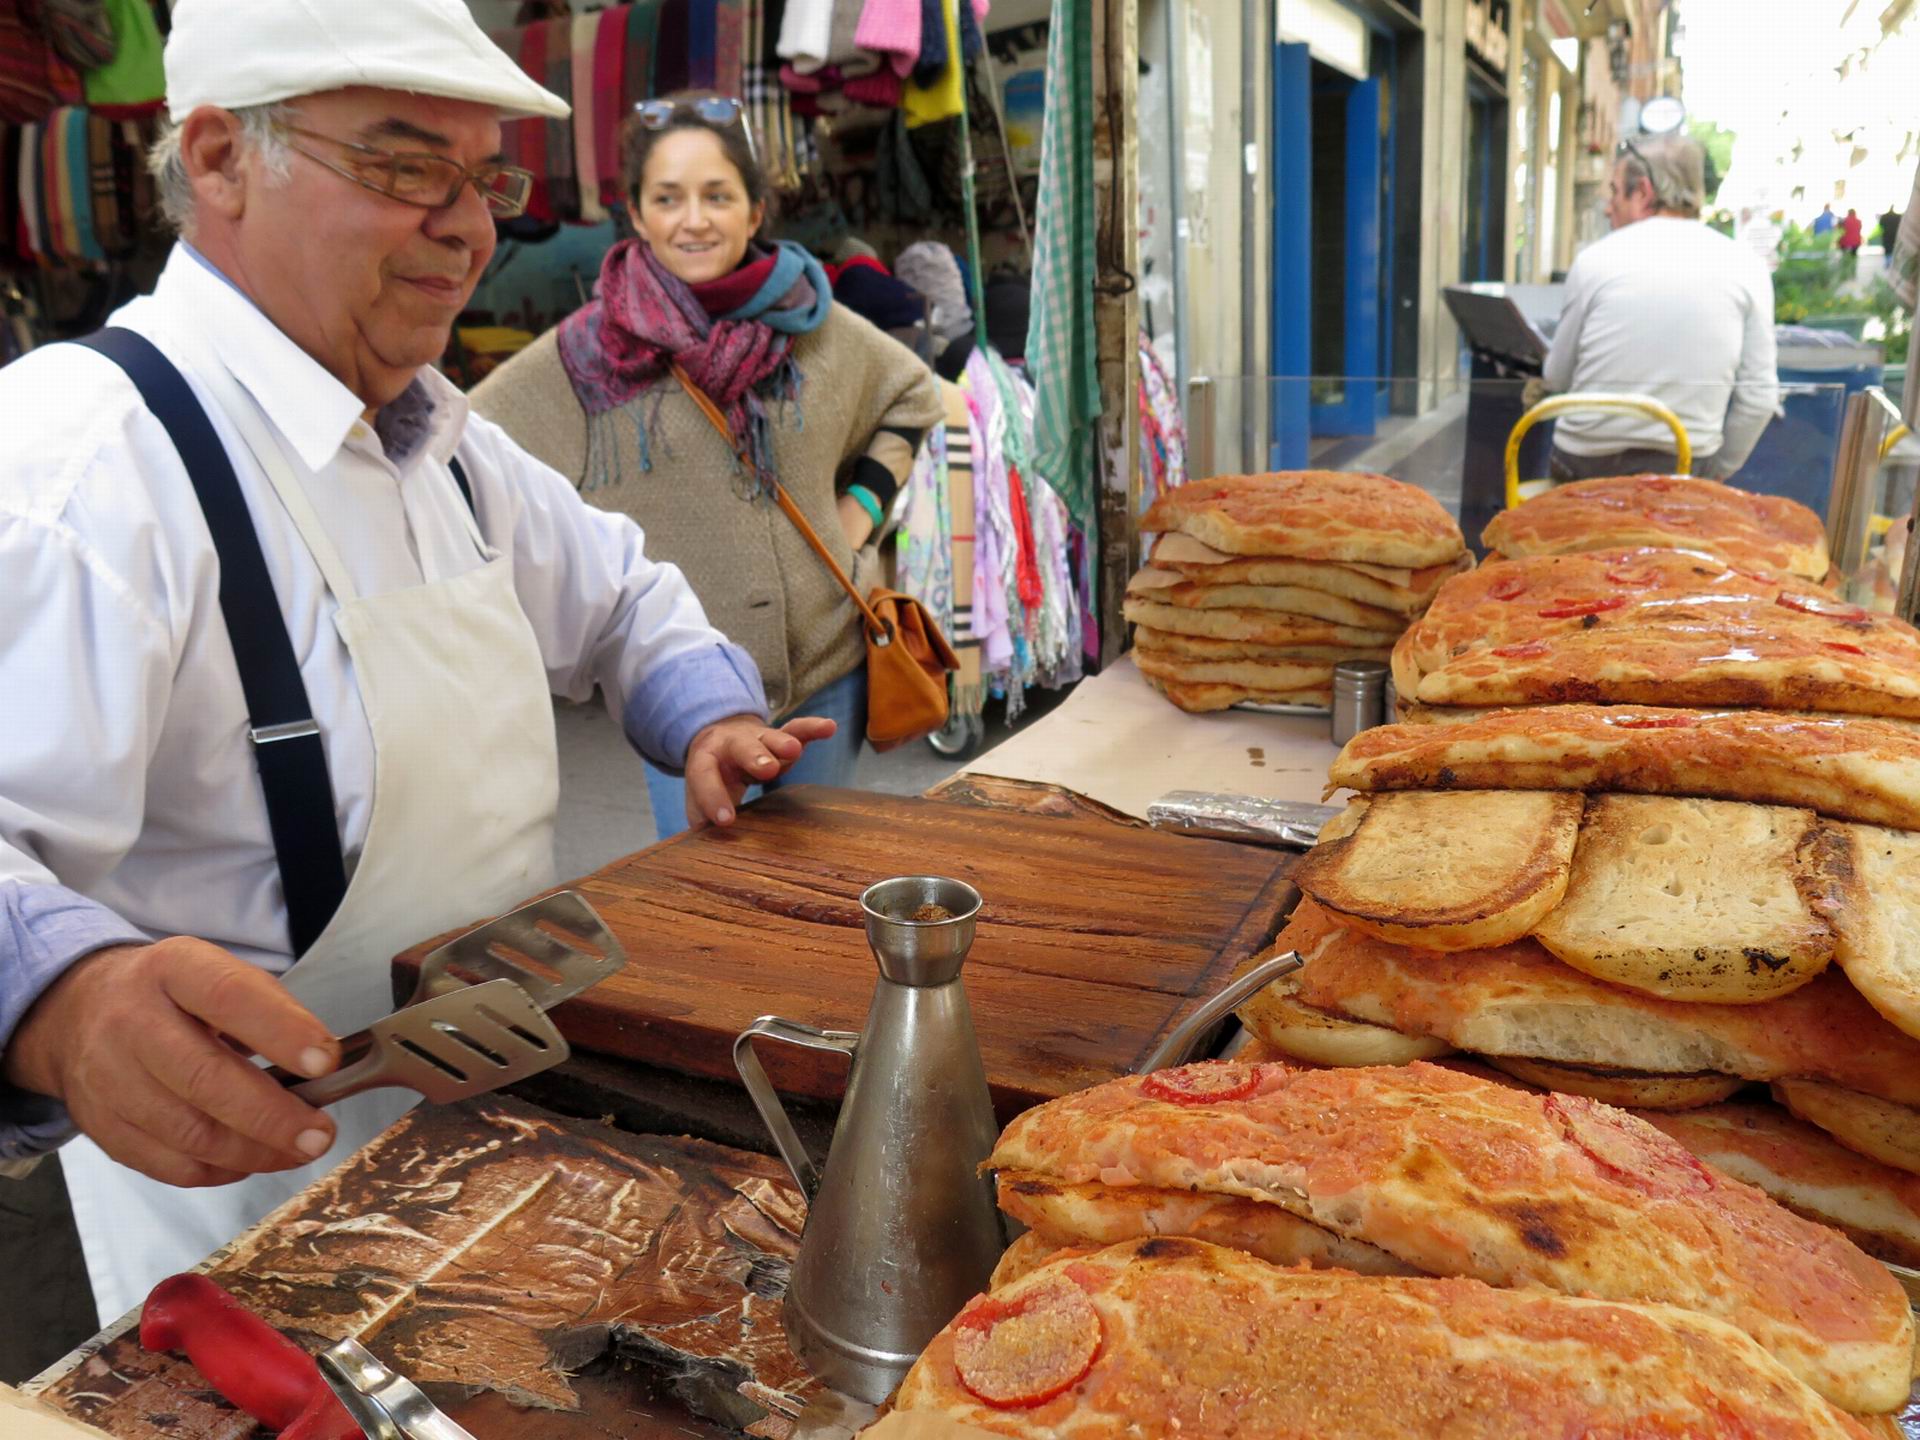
[397,786,1296,1119]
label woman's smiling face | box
[629,127,765,285]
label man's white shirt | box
[1544,217,1779,472]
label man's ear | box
[178,107,253,224]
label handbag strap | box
[670,360,890,642]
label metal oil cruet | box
[734,876,1007,1404]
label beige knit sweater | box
[471,306,943,718]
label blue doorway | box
[1271,44,1388,459]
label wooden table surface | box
[396,784,1299,1122]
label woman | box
[474,97,942,836]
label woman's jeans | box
[644,666,868,839]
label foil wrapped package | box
[1145,791,1340,850]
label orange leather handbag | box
[672,363,959,750]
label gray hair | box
[1618,133,1706,217]
[147,103,296,236]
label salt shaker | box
[1331,659,1389,746]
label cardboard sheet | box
[960,656,1346,821]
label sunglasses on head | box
[633,96,757,163]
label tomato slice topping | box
[1491,639,1552,659]
[1603,566,1661,588]
[1537,595,1629,619]
[1823,641,1867,656]
[1777,592,1869,622]
[1606,713,1697,729]
[1487,573,1529,601]
[1140,1062,1262,1106]
[953,1278,1104,1409]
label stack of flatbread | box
[1126,472,1468,712]
[882,1060,1914,1437]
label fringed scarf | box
[557,237,832,493]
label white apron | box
[61,356,560,1328]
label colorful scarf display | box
[557,237,831,492]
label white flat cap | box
[165,0,570,123]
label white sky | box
[1675,0,1917,218]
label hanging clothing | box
[570,14,606,224]
[591,8,627,214]
[743,0,806,188]
[903,0,962,129]
[1136,332,1186,513]
[854,0,921,78]
[1023,0,1101,532]
[82,0,165,114]
[895,241,972,341]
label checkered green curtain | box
[1023,0,1100,533]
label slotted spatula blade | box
[410,890,626,1011]
[291,978,569,1106]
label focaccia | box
[993,1172,1412,1276]
[985,1062,1914,1411]
[1326,703,1920,830]
[1393,549,1920,718]
[893,1239,1884,1439]
[1139,670,1332,714]
[1828,824,1920,1041]
[1481,474,1830,581]
[1139,472,1465,568]
[1485,1055,1749,1110]
[1292,790,1584,950]
[1125,567,1408,630]
[1773,1080,1920,1177]
[1278,899,1920,1107]
[1148,534,1471,613]
[1131,649,1336,694]
[1124,597,1396,649]
[1134,626,1394,664]
[1641,1102,1920,1270]
[1234,964,1454,1066]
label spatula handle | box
[290,1046,392,1107]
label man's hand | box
[2,939,342,1187]
[683,714,839,828]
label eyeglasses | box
[275,124,536,219]
[1617,136,1668,208]
[632,96,757,164]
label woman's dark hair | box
[620,93,768,212]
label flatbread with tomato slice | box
[894,1239,1885,1439]
[1639,1101,1920,1270]
[1279,899,1920,1108]
[1481,474,1830,581]
[1326,703,1920,830]
[1393,549,1920,718]
[1139,472,1466,568]
[984,1061,1914,1411]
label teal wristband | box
[847,484,884,527]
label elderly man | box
[1544,133,1779,481]
[0,0,833,1327]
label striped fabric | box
[1022,0,1101,534]
[571,14,605,222]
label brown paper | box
[0,1385,116,1439]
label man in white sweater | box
[1543,133,1778,481]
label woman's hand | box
[682,714,840,827]
[837,494,875,550]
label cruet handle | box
[734,1015,861,1200]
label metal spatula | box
[402,889,627,1012]
[290,978,568,1106]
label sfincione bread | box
[1326,703,1920,831]
[1481,474,1830,581]
[1234,964,1454,1066]
[1393,548,1920,718]
[1483,1055,1749,1110]
[1292,790,1583,951]
[1130,648,1337,695]
[993,1172,1412,1277]
[1640,1101,1920,1270]
[1147,534,1471,613]
[1279,900,1920,1107]
[1139,471,1466,568]
[1125,566,1408,630]
[1773,1079,1920,1177]
[892,1239,1886,1439]
[1133,625,1394,664]
[1532,795,1844,1003]
[1123,596,1398,649]
[984,1060,1915,1412]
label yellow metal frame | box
[1884,424,1910,461]
[1504,392,1693,509]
